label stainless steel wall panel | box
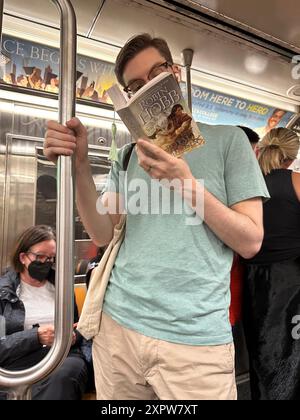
[2,135,39,271]
[0,111,13,274]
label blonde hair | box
[257,128,299,175]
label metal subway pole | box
[181,49,194,112]
[0,1,3,41]
[0,0,77,400]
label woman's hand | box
[38,325,77,347]
[38,325,55,347]
[71,333,77,346]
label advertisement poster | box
[181,84,296,138]
[0,33,297,136]
[0,34,116,105]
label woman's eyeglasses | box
[26,251,55,264]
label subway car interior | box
[0,0,300,401]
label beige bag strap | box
[77,214,126,339]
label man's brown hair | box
[11,225,56,273]
[115,33,174,86]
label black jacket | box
[0,270,81,368]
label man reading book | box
[44,33,269,401]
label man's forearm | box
[182,177,263,259]
[76,160,114,246]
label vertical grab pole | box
[0,1,3,42]
[53,0,77,385]
[0,0,77,400]
[182,49,194,112]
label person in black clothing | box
[243,128,300,400]
[0,225,88,400]
[237,126,259,151]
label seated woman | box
[0,225,89,400]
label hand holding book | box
[136,138,194,185]
[108,72,205,157]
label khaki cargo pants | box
[92,313,237,400]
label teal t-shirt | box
[102,123,270,345]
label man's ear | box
[173,65,182,83]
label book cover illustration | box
[108,72,205,157]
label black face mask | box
[28,261,53,282]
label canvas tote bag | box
[77,214,126,340]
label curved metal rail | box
[0,0,77,400]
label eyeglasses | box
[123,62,172,96]
[26,251,55,264]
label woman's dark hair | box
[11,225,56,273]
[237,126,260,145]
[115,33,174,87]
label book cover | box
[108,72,205,157]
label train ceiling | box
[2,0,300,105]
[3,0,299,53]
[156,0,300,53]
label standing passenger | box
[229,126,260,327]
[44,33,269,400]
[237,126,259,151]
[243,128,300,400]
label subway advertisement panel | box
[0,34,116,104]
[181,84,296,139]
[0,34,297,136]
